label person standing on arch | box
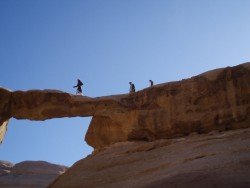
[149,80,154,87]
[129,82,135,93]
[73,79,83,95]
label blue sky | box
[0,0,250,166]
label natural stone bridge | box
[1,63,250,150]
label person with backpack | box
[129,82,135,93]
[73,79,83,95]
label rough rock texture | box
[0,119,8,143]
[0,160,13,175]
[0,160,67,188]
[1,63,250,187]
[49,128,250,188]
[87,62,250,150]
[0,87,11,143]
[0,62,249,150]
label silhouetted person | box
[73,79,83,95]
[149,80,153,87]
[129,82,135,93]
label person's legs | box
[76,86,82,95]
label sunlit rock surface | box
[0,161,67,188]
[0,120,8,143]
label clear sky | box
[0,0,250,166]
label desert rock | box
[0,160,67,188]
[48,128,250,188]
[0,62,249,150]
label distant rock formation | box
[0,160,13,175]
[0,160,67,188]
[0,62,249,150]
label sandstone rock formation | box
[1,63,250,187]
[0,62,249,150]
[0,160,67,188]
[48,128,250,188]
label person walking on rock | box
[74,79,83,95]
[129,82,135,93]
[149,80,153,87]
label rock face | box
[48,128,250,188]
[1,63,250,187]
[0,160,67,188]
[87,63,250,150]
[0,62,249,150]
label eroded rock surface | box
[0,160,67,188]
[0,160,13,175]
[48,128,250,188]
[0,62,250,150]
